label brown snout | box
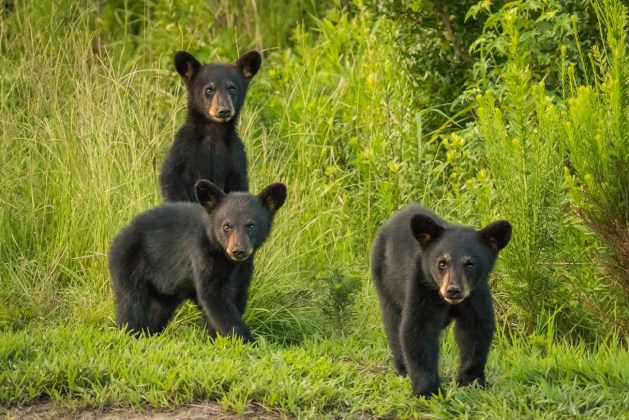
[226,248,252,262]
[226,234,252,262]
[442,285,464,304]
[208,94,234,123]
[439,272,469,305]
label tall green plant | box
[477,67,567,334]
[562,0,629,334]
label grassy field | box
[1,0,628,418]
[2,326,628,418]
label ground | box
[4,402,290,420]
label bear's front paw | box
[456,372,487,388]
[237,329,256,344]
[412,384,442,399]
[394,360,408,377]
[411,375,442,399]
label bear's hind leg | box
[113,273,177,335]
[380,297,407,375]
[110,240,153,334]
[145,294,180,334]
[113,283,150,335]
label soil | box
[3,402,287,419]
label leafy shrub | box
[366,0,600,130]
[477,67,568,335]
[467,0,597,97]
[364,0,480,129]
[474,0,629,339]
[561,0,629,335]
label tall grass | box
[1,1,427,338]
[0,0,327,340]
[1,1,169,329]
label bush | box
[561,0,629,335]
[366,0,601,130]
[475,0,629,339]
[477,67,568,335]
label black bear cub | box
[109,180,286,342]
[159,50,262,202]
[371,205,512,398]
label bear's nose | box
[446,285,462,299]
[218,108,232,118]
[231,249,248,261]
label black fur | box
[109,180,286,342]
[371,204,512,398]
[159,50,262,202]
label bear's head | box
[174,50,262,124]
[194,179,286,262]
[410,214,512,304]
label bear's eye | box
[223,224,232,232]
[246,222,256,231]
[438,260,448,270]
[227,84,236,93]
[464,261,474,270]
[205,86,215,95]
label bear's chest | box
[190,137,234,184]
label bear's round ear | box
[235,51,262,80]
[479,220,512,253]
[174,51,201,83]
[410,214,444,248]
[257,183,287,215]
[195,179,225,213]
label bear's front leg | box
[200,292,255,343]
[232,260,254,316]
[453,288,495,388]
[194,266,255,343]
[400,310,445,398]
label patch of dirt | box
[3,401,288,419]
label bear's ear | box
[410,214,445,248]
[235,51,262,80]
[174,51,201,83]
[257,183,287,215]
[479,220,512,253]
[195,180,226,213]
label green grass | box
[1,0,628,418]
[1,326,627,418]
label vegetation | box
[2,326,628,418]
[561,0,629,333]
[478,69,568,334]
[1,0,627,417]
